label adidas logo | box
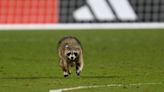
[73,0,137,21]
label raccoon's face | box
[65,50,79,61]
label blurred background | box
[0,0,164,29]
[0,0,164,92]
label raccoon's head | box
[65,45,80,61]
[65,50,80,61]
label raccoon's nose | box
[71,57,74,60]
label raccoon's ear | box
[65,45,69,48]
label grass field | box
[0,29,164,92]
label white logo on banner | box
[73,0,137,21]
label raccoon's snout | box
[71,56,74,60]
[66,51,79,61]
[69,55,76,60]
[67,54,76,60]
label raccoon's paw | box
[76,70,81,76]
[64,75,69,77]
[77,73,80,76]
[64,72,69,77]
[68,71,71,75]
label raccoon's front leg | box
[76,63,81,76]
[60,59,69,77]
[76,59,84,76]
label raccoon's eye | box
[74,52,78,56]
[67,53,71,56]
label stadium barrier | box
[0,0,164,30]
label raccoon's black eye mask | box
[66,52,78,56]
[67,53,71,56]
[74,52,78,56]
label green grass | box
[0,29,164,92]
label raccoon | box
[58,36,84,77]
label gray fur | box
[58,36,84,77]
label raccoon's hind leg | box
[67,63,72,75]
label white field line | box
[49,82,162,92]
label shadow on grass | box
[1,75,121,80]
[81,75,121,79]
[0,76,62,80]
[0,75,123,80]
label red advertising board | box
[0,0,58,24]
